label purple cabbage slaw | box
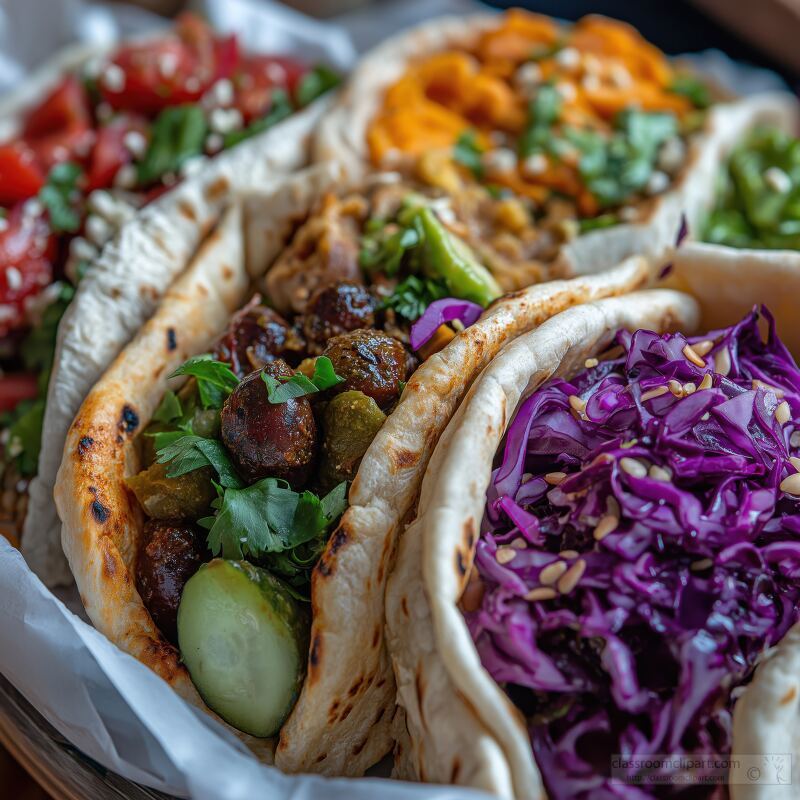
[410,297,483,351]
[466,307,800,799]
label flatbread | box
[53,156,654,773]
[20,81,331,586]
[385,291,701,798]
[314,12,799,277]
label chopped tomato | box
[0,373,38,414]
[234,56,307,122]
[87,114,148,191]
[101,12,239,116]
[0,144,45,205]
[21,76,93,169]
[22,75,91,140]
[0,205,56,337]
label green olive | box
[127,461,216,520]
[319,390,386,491]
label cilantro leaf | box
[295,64,341,107]
[152,390,182,423]
[320,480,348,521]
[453,130,484,178]
[668,74,711,109]
[5,399,44,477]
[359,222,422,275]
[224,89,293,149]
[39,162,83,233]
[156,434,243,489]
[381,275,449,322]
[519,84,562,158]
[137,104,206,185]
[169,355,239,409]
[262,356,343,404]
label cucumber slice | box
[177,559,308,737]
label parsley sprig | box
[169,355,239,408]
[39,162,83,233]
[261,356,343,404]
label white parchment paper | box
[0,0,786,797]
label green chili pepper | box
[413,207,501,307]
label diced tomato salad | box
[0,13,333,413]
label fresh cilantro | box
[152,390,182,423]
[453,130,484,178]
[519,84,562,158]
[668,74,711,109]
[567,110,678,208]
[137,104,207,185]
[169,355,239,409]
[381,275,449,322]
[39,162,83,233]
[262,356,343,404]
[359,222,422,275]
[201,478,348,561]
[529,39,565,61]
[296,64,341,107]
[223,89,293,149]
[579,213,619,233]
[5,400,44,476]
[156,434,243,489]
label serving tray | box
[0,672,174,800]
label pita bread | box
[314,13,799,278]
[385,290,701,798]
[18,77,331,586]
[53,148,656,774]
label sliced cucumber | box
[177,559,308,737]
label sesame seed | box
[209,107,243,135]
[620,439,637,449]
[618,205,638,222]
[102,63,125,92]
[559,550,580,559]
[593,514,618,541]
[683,382,697,395]
[776,401,792,425]
[690,558,713,571]
[569,395,586,413]
[640,385,668,402]
[646,170,670,196]
[701,412,710,421]
[764,166,792,194]
[113,164,137,189]
[581,73,601,92]
[657,136,686,176]
[557,559,587,594]
[790,456,800,472]
[609,63,633,88]
[752,379,785,399]
[539,560,568,585]
[585,357,599,368]
[698,373,713,391]
[714,346,731,376]
[649,464,672,482]
[668,379,684,397]
[123,130,147,158]
[524,587,558,602]
[620,457,648,478]
[482,147,517,177]
[522,152,548,178]
[556,81,577,102]
[692,339,715,357]
[555,46,581,70]
[682,343,706,368]
[545,471,567,485]
[780,473,800,495]
[514,62,543,94]
[495,547,517,564]
[510,537,527,549]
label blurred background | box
[1,0,798,795]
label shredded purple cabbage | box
[468,307,800,799]
[410,297,483,351]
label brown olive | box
[214,301,306,376]
[220,360,317,486]
[136,519,207,644]
[302,281,377,354]
[322,329,409,409]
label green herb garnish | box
[157,434,243,489]
[453,130,485,178]
[295,64,341,107]
[381,275,449,321]
[39,162,83,233]
[169,355,239,409]
[262,356,343,404]
[668,74,711,109]
[137,104,207,185]
[519,84,562,158]
[223,90,293,149]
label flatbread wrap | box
[53,157,656,776]
[316,9,797,285]
[386,289,800,799]
[0,13,342,586]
